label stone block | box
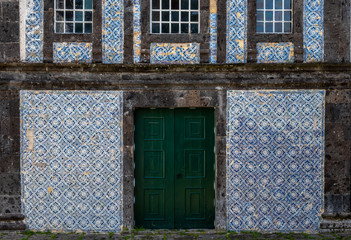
[0,22,19,42]
[325,194,343,214]
[0,173,20,195]
[0,195,21,215]
[1,2,19,22]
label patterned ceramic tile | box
[209,0,217,64]
[133,0,141,63]
[257,43,294,63]
[303,0,324,62]
[226,90,325,232]
[150,43,200,64]
[102,0,124,64]
[20,91,123,232]
[53,42,93,63]
[24,0,44,62]
[226,0,247,63]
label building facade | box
[0,0,351,233]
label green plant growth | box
[50,234,57,240]
[77,232,85,240]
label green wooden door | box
[134,108,215,229]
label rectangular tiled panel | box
[209,0,217,63]
[150,43,200,64]
[226,90,325,232]
[133,0,141,63]
[20,91,123,232]
[257,43,294,63]
[53,42,93,63]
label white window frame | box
[150,0,200,34]
[256,0,293,34]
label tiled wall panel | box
[209,0,217,63]
[226,90,325,232]
[257,43,294,63]
[150,43,200,64]
[102,0,124,64]
[53,42,93,63]
[133,0,141,63]
[20,91,123,232]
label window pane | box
[66,23,74,32]
[181,23,188,33]
[75,0,83,9]
[66,0,73,9]
[284,0,291,9]
[56,11,64,21]
[75,11,83,21]
[171,11,179,21]
[152,11,160,21]
[190,0,198,10]
[171,0,179,9]
[85,11,92,21]
[257,0,264,9]
[152,23,160,33]
[265,0,273,9]
[266,11,273,21]
[171,23,179,33]
[181,12,189,21]
[152,0,160,9]
[75,23,83,33]
[190,12,198,21]
[162,23,169,33]
[56,23,64,32]
[284,11,291,21]
[257,10,264,21]
[257,22,264,32]
[181,0,189,9]
[85,23,92,33]
[275,22,282,32]
[85,0,92,9]
[275,0,282,9]
[275,11,282,20]
[190,23,198,33]
[162,11,169,21]
[265,22,273,32]
[66,11,73,21]
[56,0,64,9]
[284,22,291,32]
[162,0,169,9]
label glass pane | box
[190,0,198,10]
[181,12,188,21]
[190,12,198,21]
[171,0,179,9]
[265,0,273,9]
[265,22,273,32]
[171,23,179,33]
[66,0,73,9]
[56,11,64,21]
[152,0,160,9]
[256,22,264,32]
[181,0,189,9]
[275,22,282,32]
[171,11,179,21]
[75,11,83,21]
[162,11,169,21]
[284,11,291,21]
[85,0,92,9]
[152,23,160,33]
[85,11,92,21]
[266,11,273,21]
[75,23,83,33]
[66,11,73,21]
[275,0,282,9]
[152,11,160,21]
[190,23,198,33]
[284,22,291,32]
[181,23,188,33]
[66,23,74,32]
[56,0,64,9]
[275,11,282,20]
[284,0,291,9]
[257,0,264,9]
[85,23,92,33]
[257,10,264,21]
[75,0,83,9]
[162,0,169,9]
[162,23,169,33]
[56,23,64,32]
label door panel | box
[134,108,215,229]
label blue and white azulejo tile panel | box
[53,42,93,63]
[133,0,141,63]
[209,0,217,64]
[20,91,123,232]
[150,43,200,64]
[226,90,325,232]
[257,43,294,63]
[102,0,124,64]
[24,0,44,62]
[303,0,324,62]
[226,0,247,63]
